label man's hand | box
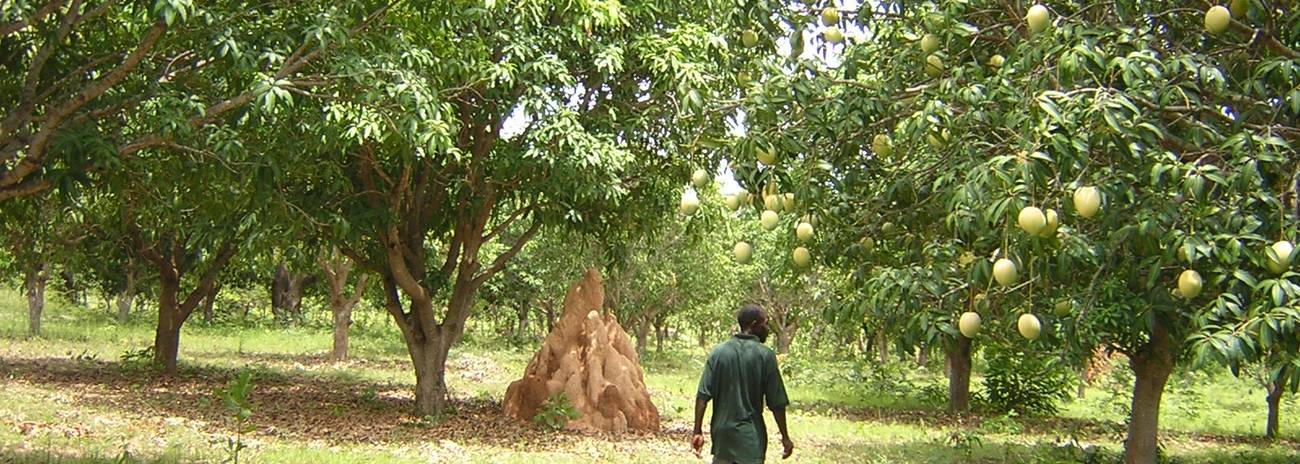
[691,433,705,457]
[781,436,794,459]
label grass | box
[1,288,1298,463]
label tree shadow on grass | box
[0,356,668,451]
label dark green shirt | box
[696,334,790,464]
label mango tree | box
[0,1,389,203]
[726,1,1298,462]
[269,1,741,416]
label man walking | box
[692,304,793,463]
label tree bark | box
[515,303,529,340]
[201,282,220,323]
[775,326,793,354]
[635,318,650,357]
[543,301,556,333]
[271,263,317,324]
[1124,314,1176,464]
[946,335,972,413]
[154,272,183,374]
[409,334,451,416]
[23,263,47,336]
[116,263,136,324]
[321,254,368,361]
[1266,374,1285,440]
[876,329,889,364]
[917,344,929,366]
[654,316,666,353]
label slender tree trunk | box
[654,316,666,353]
[947,335,972,413]
[808,323,823,351]
[1124,315,1175,464]
[321,255,368,361]
[515,303,529,340]
[201,283,220,323]
[775,326,794,354]
[332,306,352,360]
[24,263,47,336]
[272,263,290,323]
[1266,374,1285,440]
[287,275,311,322]
[876,329,889,364]
[635,318,651,357]
[154,274,183,375]
[917,344,929,366]
[116,265,137,324]
[698,325,708,348]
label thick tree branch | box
[472,218,542,288]
[177,239,239,319]
[482,203,531,246]
[1,19,166,191]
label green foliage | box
[215,370,257,464]
[983,345,1074,416]
[532,392,580,431]
[118,346,156,371]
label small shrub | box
[533,392,580,431]
[215,370,257,464]
[982,345,1073,416]
[980,412,1023,435]
[940,428,983,460]
[119,346,154,371]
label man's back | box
[696,334,789,463]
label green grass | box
[1,288,1298,463]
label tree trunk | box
[698,325,708,348]
[272,263,291,322]
[321,254,368,361]
[876,329,889,364]
[1124,315,1175,464]
[60,271,83,306]
[24,263,47,336]
[201,283,220,323]
[515,303,529,340]
[154,273,184,375]
[654,316,666,353]
[808,323,823,351]
[1266,374,1285,440]
[775,326,794,354]
[332,305,352,360]
[946,335,972,413]
[917,344,929,366]
[116,264,137,324]
[408,334,452,416]
[635,318,650,357]
[543,301,556,333]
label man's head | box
[736,304,769,343]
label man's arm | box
[773,406,793,459]
[692,398,708,456]
[693,354,715,457]
[766,351,793,459]
[693,398,709,435]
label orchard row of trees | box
[1,0,833,417]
